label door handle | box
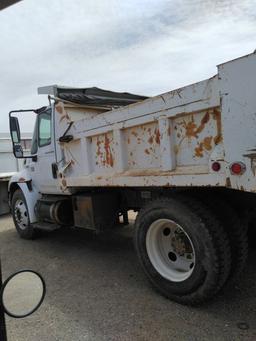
[51,163,58,179]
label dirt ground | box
[0,214,255,341]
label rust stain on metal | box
[104,134,114,167]
[148,136,154,144]
[175,108,221,157]
[194,145,204,158]
[203,136,213,150]
[194,136,213,158]
[96,138,102,157]
[155,128,160,144]
[184,112,210,139]
[213,108,222,144]
[96,134,114,167]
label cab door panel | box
[30,108,63,194]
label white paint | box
[9,52,256,213]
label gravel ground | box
[0,214,255,341]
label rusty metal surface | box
[53,74,223,191]
[49,53,256,193]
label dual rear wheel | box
[134,195,248,305]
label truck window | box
[38,111,51,147]
[30,117,38,155]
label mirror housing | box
[0,270,46,319]
[9,117,21,144]
[13,144,23,158]
[9,116,24,158]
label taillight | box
[230,162,246,175]
[212,162,221,172]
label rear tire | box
[193,194,248,281]
[11,189,36,239]
[134,196,231,305]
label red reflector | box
[212,162,221,172]
[230,162,245,175]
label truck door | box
[29,107,62,194]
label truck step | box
[32,222,60,231]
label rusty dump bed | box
[50,53,256,193]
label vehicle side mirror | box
[0,270,46,318]
[10,117,21,144]
[10,117,24,158]
[13,144,23,158]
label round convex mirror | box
[0,270,46,318]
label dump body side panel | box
[51,53,256,193]
[54,76,225,191]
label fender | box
[8,168,31,189]
[16,182,41,223]
[9,169,41,224]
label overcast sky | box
[0,0,256,133]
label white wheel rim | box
[14,199,29,230]
[146,219,195,282]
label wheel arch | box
[10,182,40,223]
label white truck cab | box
[8,53,256,305]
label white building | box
[0,132,32,214]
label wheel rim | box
[146,219,195,282]
[14,199,29,230]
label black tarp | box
[57,87,148,107]
[38,85,148,107]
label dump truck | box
[8,52,256,305]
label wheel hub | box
[14,199,29,230]
[146,219,195,282]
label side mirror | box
[0,270,46,318]
[10,117,24,158]
[13,144,23,158]
[9,117,21,143]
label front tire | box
[134,197,231,305]
[11,189,36,239]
